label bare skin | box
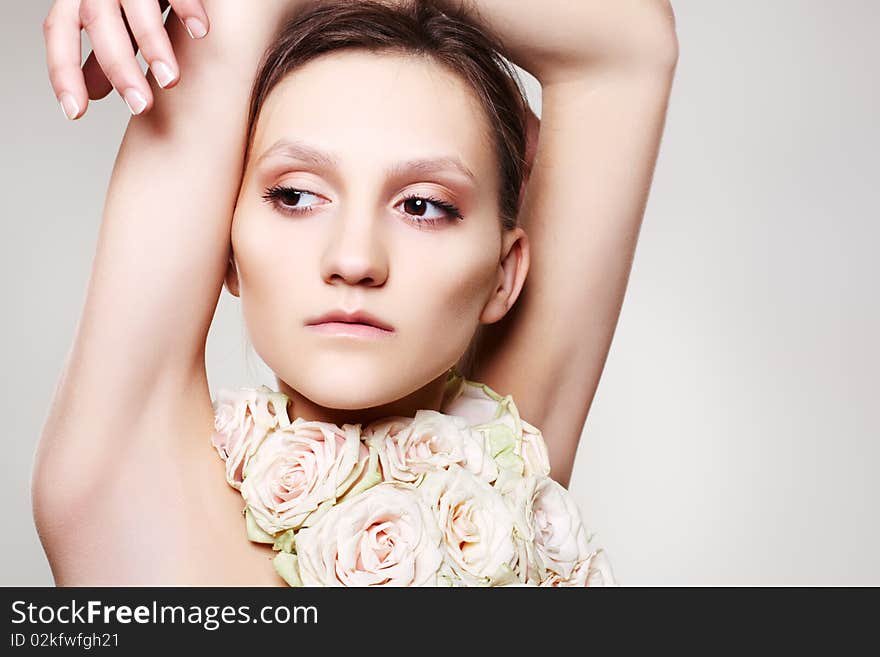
[33,0,678,584]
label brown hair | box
[243,0,530,230]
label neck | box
[274,369,451,426]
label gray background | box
[3,1,878,585]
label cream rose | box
[440,374,504,425]
[500,581,538,586]
[419,464,517,586]
[240,420,369,537]
[518,419,551,478]
[294,481,445,586]
[211,386,291,489]
[441,374,550,483]
[363,410,498,485]
[539,548,617,587]
[504,475,592,581]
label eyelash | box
[261,185,464,228]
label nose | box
[319,209,389,287]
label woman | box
[33,0,678,585]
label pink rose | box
[441,375,504,425]
[518,419,551,478]
[211,386,291,489]
[363,410,498,485]
[294,482,445,586]
[419,465,518,586]
[539,548,618,587]
[240,420,368,536]
[504,475,593,582]
[441,374,550,481]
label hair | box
[243,0,531,231]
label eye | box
[396,194,463,228]
[261,186,323,215]
[261,185,464,228]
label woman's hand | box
[43,0,211,119]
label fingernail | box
[59,92,80,120]
[152,61,176,88]
[123,88,147,115]
[184,17,208,39]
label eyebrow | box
[255,138,477,183]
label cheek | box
[232,207,308,300]
[397,246,497,376]
[401,240,498,331]
[231,210,309,350]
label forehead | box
[251,50,494,183]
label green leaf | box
[273,528,297,554]
[273,552,303,587]
[245,506,276,544]
[495,450,525,474]
[490,563,519,587]
[486,424,516,456]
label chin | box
[279,357,407,408]
[300,380,400,411]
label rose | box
[503,476,545,584]
[440,373,503,425]
[504,475,592,581]
[580,548,617,586]
[435,562,466,587]
[518,419,551,478]
[441,374,550,484]
[500,581,538,586]
[539,548,617,587]
[211,386,291,489]
[239,420,369,537]
[294,481,445,586]
[419,464,518,586]
[363,410,498,485]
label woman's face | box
[229,50,528,423]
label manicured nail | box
[59,92,80,120]
[152,61,176,88]
[123,88,147,115]
[184,17,207,39]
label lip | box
[306,321,394,339]
[305,309,395,335]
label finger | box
[79,0,152,115]
[43,0,89,120]
[168,0,210,39]
[121,0,179,89]
[83,5,140,100]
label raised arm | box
[32,1,296,528]
[463,0,679,487]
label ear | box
[479,227,530,325]
[224,252,241,298]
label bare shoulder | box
[33,374,286,586]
